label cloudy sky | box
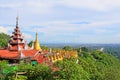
[0,0,120,44]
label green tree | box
[17,63,53,80]
[41,46,49,50]
[28,41,34,47]
[63,46,72,51]
[0,60,17,80]
[26,64,53,80]
[81,47,89,52]
[54,58,90,80]
[0,33,10,48]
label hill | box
[0,48,120,80]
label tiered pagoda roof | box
[0,16,45,63]
[8,16,27,51]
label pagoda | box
[0,16,45,64]
[34,32,42,50]
[8,16,28,51]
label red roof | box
[21,50,40,60]
[21,50,46,63]
[0,50,19,59]
[0,49,46,63]
[22,50,39,57]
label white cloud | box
[61,0,120,11]
[20,1,54,14]
[25,19,118,36]
[0,26,9,34]
[115,33,120,38]
[0,26,17,35]
[1,0,120,12]
[0,0,54,14]
[0,25,32,42]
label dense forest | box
[87,44,120,59]
[101,46,120,58]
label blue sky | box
[0,0,120,44]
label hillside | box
[41,43,120,59]
[0,49,120,80]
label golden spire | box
[34,32,42,50]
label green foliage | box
[0,60,17,80]
[104,46,120,58]
[54,48,120,80]
[26,64,53,80]
[0,60,17,74]
[17,63,53,80]
[81,47,89,52]
[14,75,27,80]
[62,46,72,51]
[0,47,120,80]
[0,33,10,48]
[41,46,49,50]
[28,41,33,47]
[54,58,90,80]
